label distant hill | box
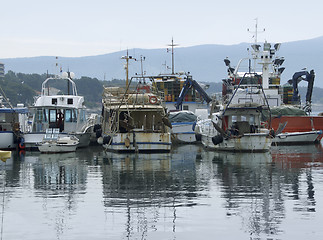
[1,37,323,88]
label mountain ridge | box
[1,37,323,87]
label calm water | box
[1,144,323,240]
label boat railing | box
[41,77,78,96]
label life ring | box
[149,96,158,104]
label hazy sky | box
[1,0,322,58]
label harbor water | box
[1,144,323,240]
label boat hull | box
[103,132,171,153]
[271,116,323,141]
[171,122,197,143]
[23,132,91,150]
[38,144,77,153]
[201,133,272,152]
[0,132,17,150]
[273,130,322,145]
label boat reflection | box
[2,143,323,239]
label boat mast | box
[121,50,136,92]
[247,18,265,72]
[167,38,178,75]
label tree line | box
[0,71,128,109]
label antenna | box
[167,38,178,74]
[121,49,136,91]
[247,18,265,44]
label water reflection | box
[1,144,323,239]
[100,145,202,239]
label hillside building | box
[0,62,4,78]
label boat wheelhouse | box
[23,73,92,150]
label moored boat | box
[37,128,79,153]
[0,94,28,150]
[222,36,323,144]
[98,86,172,153]
[197,102,273,152]
[23,72,93,150]
[168,110,204,143]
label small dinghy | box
[37,129,79,153]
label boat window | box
[68,98,73,104]
[52,98,57,105]
[241,116,247,121]
[36,109,43,121]
[43,109,48,122]
[232,115,237,122]
[80,110,86,122]
[183,105,189,110]
[49,109,56,123]
[65,109,72,122]
[249,115,255,124]
[72,109,77,122]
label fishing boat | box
[197,103,273,152]
[37,128,79,153]
[222,35,323,144]
[196,72,274,152]
[0,94,28,150]
[98,86,172,152]
[23,72,93,150]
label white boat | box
[169,110,207,143]
[23,72,93,150]
[273,130,322,145]
[37,128,79,153]
[0,94,29,150]
[98,86,172,153]
[197,102,273,152]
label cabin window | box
[68,98,73,104]
[249,115,255,125]
[49,109,56,123]
[232,115,237,122]
[52,98,57,105]
[43,109,48,122]
[65,109,72,122]
[80,110,86,122]
[183,105,189,110]
[70,109,77,122]
[241,116,247,121]
[36,109,43,121]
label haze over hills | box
[1,36,323,87]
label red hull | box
[271,116,323,140]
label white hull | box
[38,144,77,153]
[0,132,16,150]
[103,132,171,152]
[24,132,90,150]
[273,131,322,145]
[171,123,197,143]
[201,133,272,152]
